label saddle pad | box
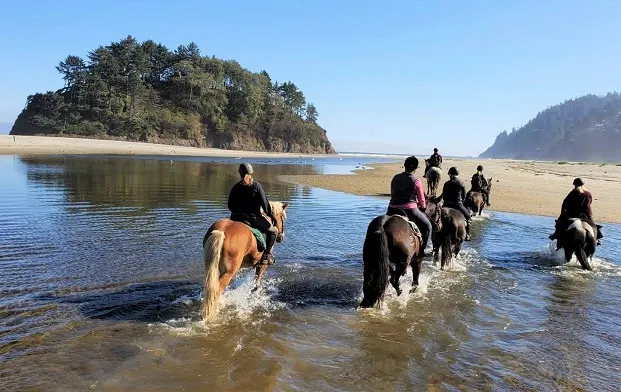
[249,226,267,252]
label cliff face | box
[10,35,336,155]
[480,93,621,162]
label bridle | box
[425,202,443,232]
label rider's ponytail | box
[242,174,253,186]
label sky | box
[1,0,621,155]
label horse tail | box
[360,221,390,308]
[567,224,593,271]
[203,230,225,321]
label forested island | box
[480,93,621,162]
[10,36,335,154]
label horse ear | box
[282,202,289,210]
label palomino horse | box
[424,159,442,197]
[425,196,468,270]
[465,179,493,216]
[359,214,424,308]
[553,217,596,270]
[202,202,288,321]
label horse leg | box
[409,255,423,293]
[252,265,268,292]
[391,262,406,296]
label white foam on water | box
[546,240,621,277]
[151,271,287,337]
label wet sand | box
[0,135,333,158]
[281,158,621,224]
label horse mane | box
[269,201,288,220]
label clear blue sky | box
[1,0,620,156]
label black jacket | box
[228,180,272,217]
[443,177,466,205]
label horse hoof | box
[409,285,418,293]
[251,286,261,293]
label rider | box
[423,148,443,178]
[387,156,432,255]
[442,167,472,241]
[228,163,279,265]
[548,178,603,249]
[471,165,491,207]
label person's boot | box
[260,231,278,265]
[465,220,472,241]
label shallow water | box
[1,155,620,391]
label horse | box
[465,179,493,216]
[425,196,468,270]
[554,217,597,270]
[424,159,442,197]
[359,214,425,309]
[201,202,289,322]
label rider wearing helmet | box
[549,178,603,249]
[442,167,472,241]
[471,165,490,206]
[423,148,443,178]
[228,163,279,265]
[387,156,432,255]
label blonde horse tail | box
[203,230,225,322]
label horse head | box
[487,178,493,192]
[424,194,444,232]
[269,201,289,243]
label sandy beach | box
[281,158,621,224]
[0,135,331,158]
[2,135,620,224]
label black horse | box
[553,217,598,270]
[359,214,425,308]
[425,195,468,270]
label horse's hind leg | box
[391,262,406,296]
[409,256,423,293]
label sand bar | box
[281,158,621,224]
[0,135,332,158]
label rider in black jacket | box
[442,167,472,241]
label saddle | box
[387,211,423,243]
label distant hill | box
[480,93,621,162]
[10,36,335,154]
[0,122,12,134]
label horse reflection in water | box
[201,202,289,322]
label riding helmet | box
[448,167,459,176]
[477,165,483,171]
[404,156,419,170]
[573,177,584,187]
[434,148,438,153]
[239,162,254,176]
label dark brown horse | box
[359,214,425,308]
[425,196,468,270]
[202,202,288,322]
[465,179,493,216]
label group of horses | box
[200,164,598,322]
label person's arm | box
[585,191,593,218]
[439,154,443,163]
[460,181,466,202]
[256,182,272,216]
[560,192,570,216]
[414,178,426,209]
[227,184,237,212]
